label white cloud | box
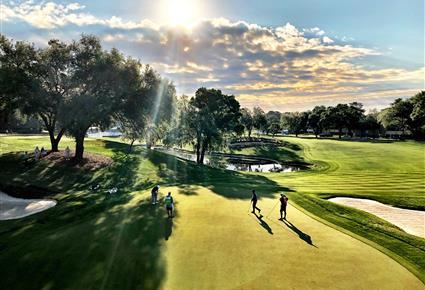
[322,36,334,44]
[303,27,325,36]
[2,1,423,111]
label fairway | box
[0,135,424,289]
[272,137,425,209]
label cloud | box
[303,27,325,36]
[1,1,424,111]
[0,1,158,29]
[322,36,334,44]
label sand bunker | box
[329,197,425,238]
[0,191,56,220]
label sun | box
[164,0,199,27]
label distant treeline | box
[237,92,425,140]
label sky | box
[1,0,424,112]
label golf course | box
[0,135,424,289]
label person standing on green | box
[279,194,289,220]
[251,190,261,214]
[151,185,159,205]
[164,192,174,218]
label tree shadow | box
[0,141,173,289]
[0,184,173,290]
[281,219,317,247]
[145,150,292,200]
[253,145,306,163]
[295,136,395,144]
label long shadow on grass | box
[0,141,170,290]
[146,149,292,199]
[253,212,273,235]
[281,219,316,247]
[0,140,147,196]
[253,145,305,163]
[0,196,172,290]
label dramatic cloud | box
[1,1,424,111]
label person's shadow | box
[164,218,173,240]
[254,212,273,235]
[281,219,316,247]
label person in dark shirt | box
[279,193,289,220]
[151,185,159,205]
[251,190,261,214]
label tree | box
[281,112,309,137]
[387,98,413,135]
[240,108,253,138]
[268,123,281,137]
[187,88,241,164]
[346,102,365,136]
[163,95,194,149]
[359,113,381,138]
[117,64,176,150]
[0,35,38,132]
[24,39,75,151]
[409,91,425,139]
[252,106,268,135]
[266,111,281,136]
[321,105,350,139]
[308,105,326,138]
[60,36,157,161]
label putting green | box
[0,135,423,289]
[160,186,422,289]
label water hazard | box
[154,147,303,173]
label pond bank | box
[153,147,309,173]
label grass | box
[0,135,424,289]
[262,136,425,281]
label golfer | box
[164,192,174,218]
[251,190,261,214]
[151,185,159,205]
[279,193,289,220]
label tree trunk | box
[196,139,201,164]
[48,128,65,152]
[200,139,208,165]
[74,134,85,162]
[129,139,135,151]
[40,113,64,152]
[338,128,342,139]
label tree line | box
[0,34,175,161]
[237,94,425,140]
[1,34,424,164]
[162,89,424,165]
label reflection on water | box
[154,147,302,173]
[226,162,300,173]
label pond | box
[0,191,57,220]
[328,197,425,238]
[154,147,303,173]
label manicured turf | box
[0,135,424,289]
[253,136,425,281]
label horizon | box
[1,0,424,112]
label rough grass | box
[0,135,424,289]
